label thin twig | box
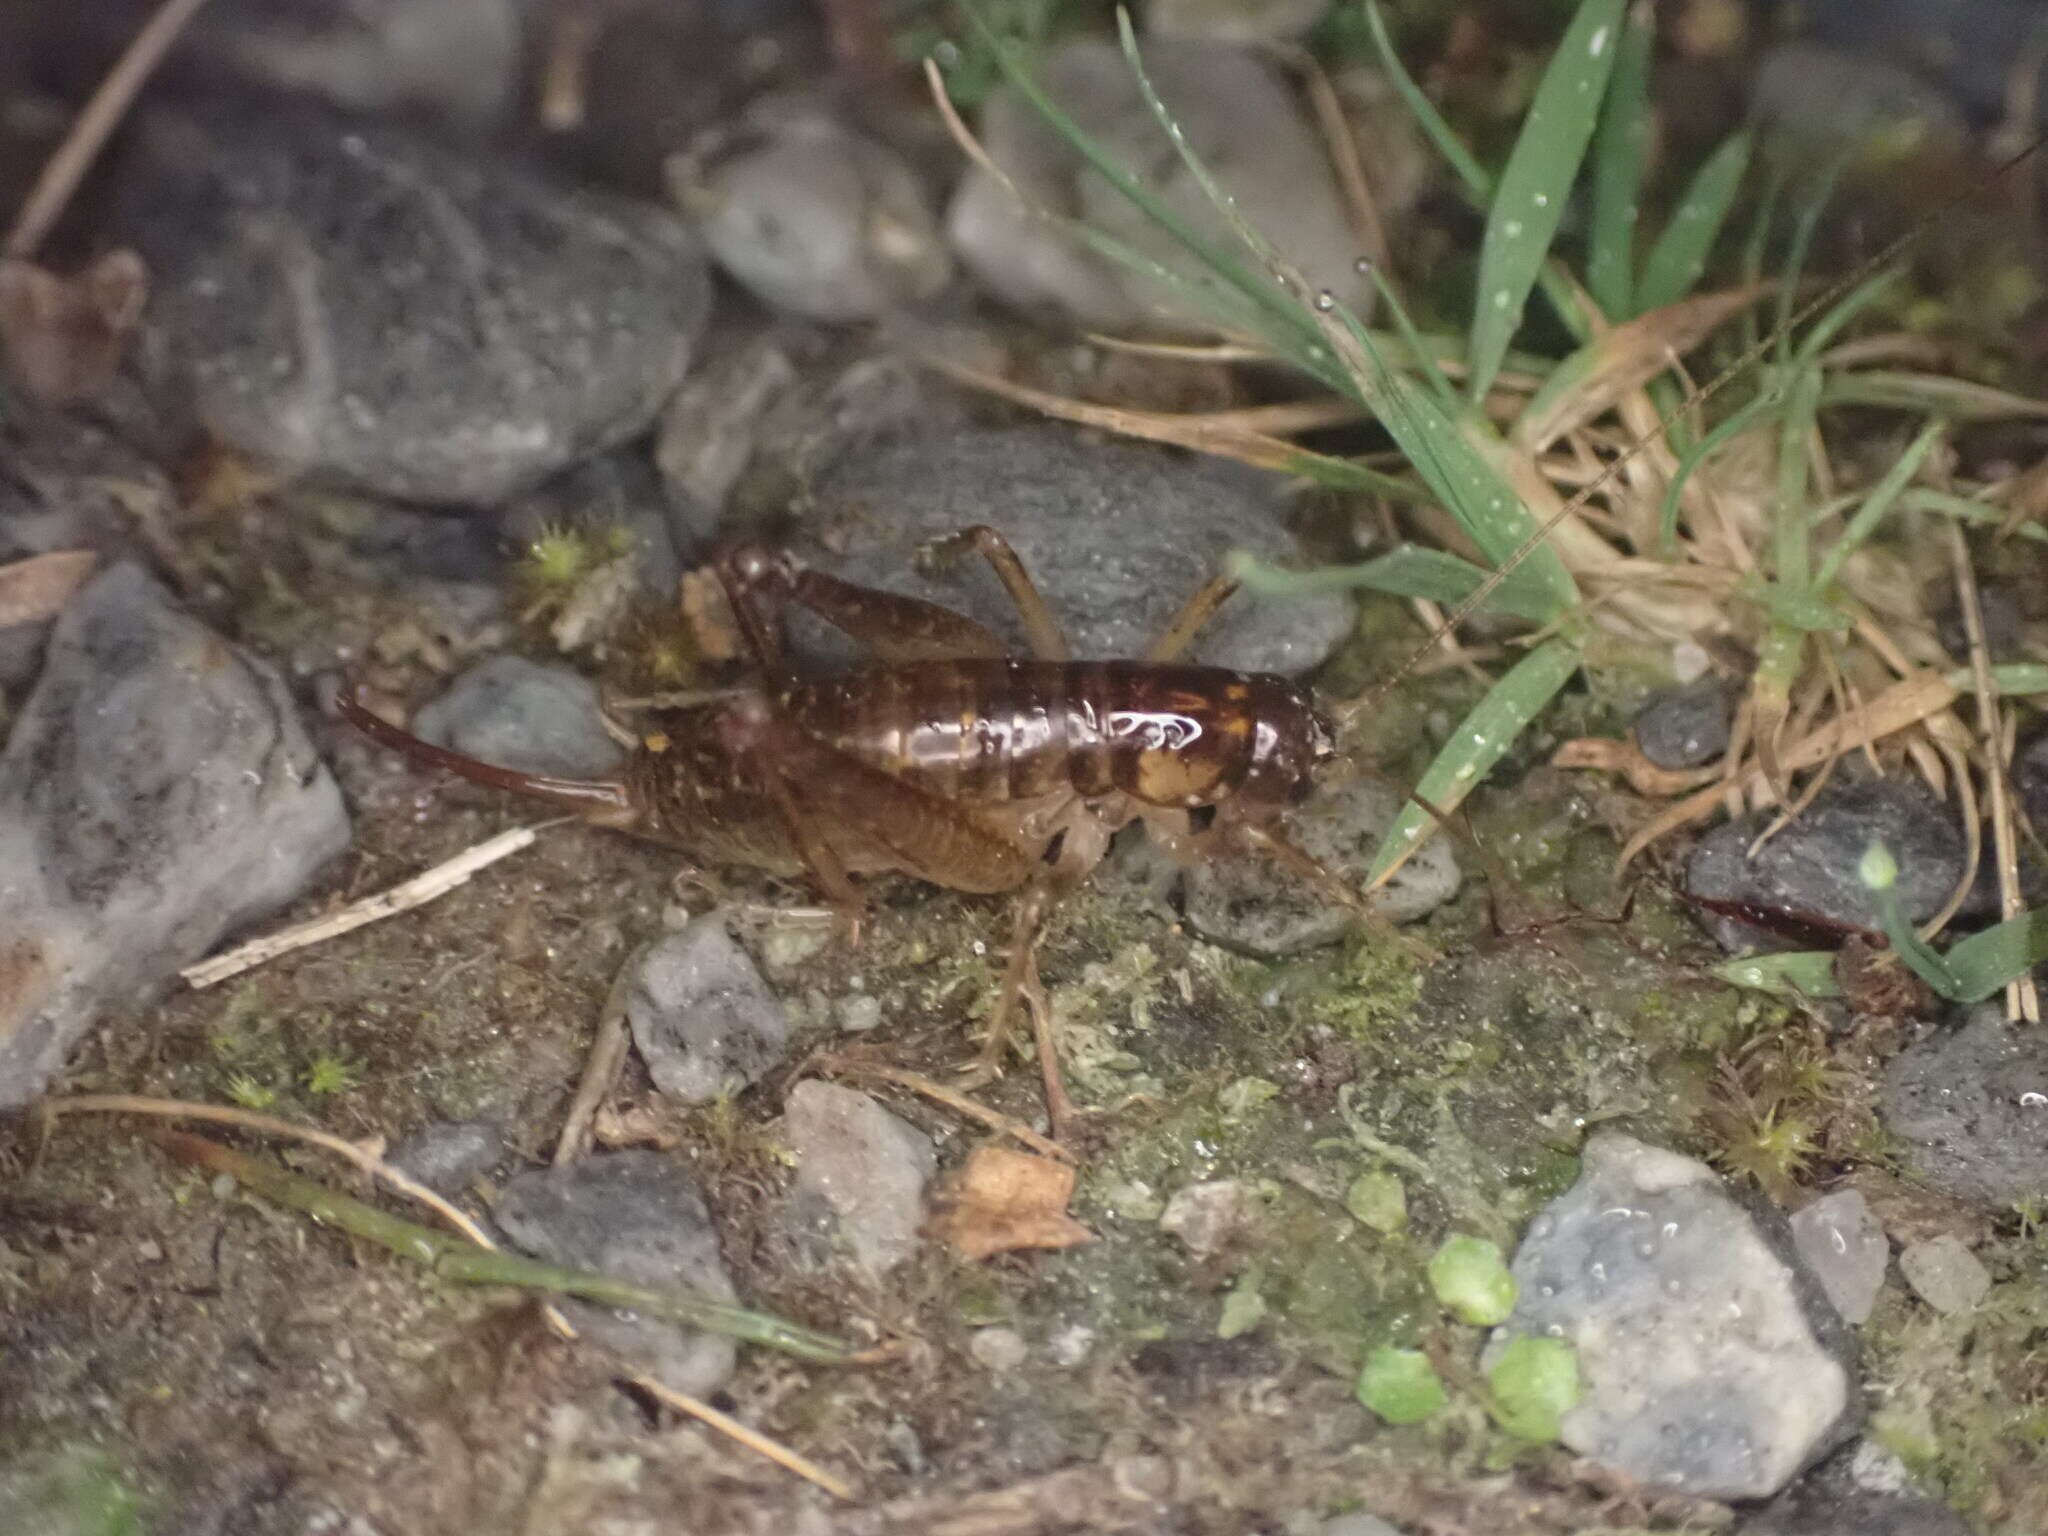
[628,1374,857,1501]
[1288,46,1390,274]
[38,1093,489,1244]
[6,0,215,258]
[1946,521,2040,1021]
[811,1053,1074,1163]
[555,965,635,1165]
[181,823,553,988]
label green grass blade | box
[1636,127,1752,313]
[1821,371,2048,421]
[1586,1,1653,319]
[1873,883,1966,1000]
[1898,488,2048,544]
[1230,543,1567,624]
[1354,346,1578,616]
[1362,0,1489,197]
[1715,951,1840,998]
[1774,364,1822,588]
[1368,635,1583,883]
[1792,267,1902,365]
[1812,416,1944,589]
[1944,908,2048,1002]
[961,3,1333,374]
[1466,0,1626,402]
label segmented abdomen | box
[783,659,1314,811]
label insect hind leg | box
[914,524,1071,661]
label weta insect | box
[339,526,1379,1134]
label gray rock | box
[969,1326,1029,1372]
[1684,776,1964,953]
[387,1120,503,1194]
[1159,1179,1258,1261]
[45,0,522,130]
[673,99,951,322]
[1741,1487,1973,1536]
[1897,1235,1989,1315]
[656,332,801,515]
[1181,777,1460,953]
[1790,1190,1888,1326]
[624,916,790,1105]
[0,563,351,1109]
[947,39,1366,331]
[1634,676,1736,770]
[1317,1518,1404,1536]
[495,1152,738,1397]
[1881,1004,2048,1208]
[411,656,621,780]
[114,100,710,508]
[1145,0,1331,44]
[1492,1133,1859,1501]
[798,426,1351,673]
[781,1081,936,1274]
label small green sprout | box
[1487,1334,1580,1442]
[1357,1346,1447,1424]
[301,1054,363,1097]
[222,1073,277,1111]
[1428,1234,1518,1326]
[518,524,594,591]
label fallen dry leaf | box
[931,1143,1092,1262]
[0,548,97,628]
[0,249,147,405]
[1552,735,1718,798]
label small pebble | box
[387,1121,503,1195]
[1882,1003,2048,1208]
[623,916,790,1105]
[1789,1190,1888,1325]
[969,1326,1029,1373]
[782,1081,937,1274]
[1898,1235,1990,1315]
[1685,776,1964,953]
[495,1152,738,1398]
[1492,1133,1858,1500]
[411,656,621,779]
[1633,676,1736,770]
[1048,1324,1096,1367]
[834,993,882,1034]
[1159,1179,1258,1262]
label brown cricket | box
[338,525,1376,1133]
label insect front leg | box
[913,524,1072,661]
[717,542,1009,663]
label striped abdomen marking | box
[783,659,1325,812]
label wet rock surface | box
[386,1120,504,1194]
[781,1080,937,1274]
[1881,1003,2048,1208]
[1633,676,1736,770]
[1789,1190,1888,1326]
[1684,776,1965,952]
[112,100,711,507]
[673,98,951,322]
[1740,1487,1975,1536]
[495,1152,739,1397]
[0,564,351,1109]
[43,0,524,129]
[624,915,791,1105]
[411,655,622,780]
[1181,777,1462,953]
[799,426,1351,672]
[1897,1235,1990,1315]
[947,39,1365,330]
[1144,0,1331,44]
[1493,1133,1859,1501]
